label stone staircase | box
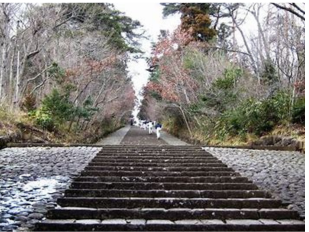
[35,146,305,231]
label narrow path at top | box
[96,126,188,145]
[95,126,131,145]
[120,127,167,145]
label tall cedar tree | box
[60,3,142,53]
[162,3,216,42]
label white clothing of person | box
[148,122,153,134]
[140,120,144,128]
[156,127,162,139]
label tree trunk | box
[178,104,193,138]
[251,4,271,61]
[230,10,259,78]
[14,50,21,106]
[9,49,15,104]
[0,44,6,100]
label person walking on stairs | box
[155,122,162,139]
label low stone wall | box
[250,136,305,153]
[0,136,10,149]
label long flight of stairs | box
[35,146,305,231]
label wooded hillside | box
[0,3,142,143]
[140,3,305,146]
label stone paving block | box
[168,208,192,211]
[174,220,202,225]
[226,219,263,225]
[126,219,146,225]
[200,219,225,225]
[61,206,97,210]
[146,220,175,225]
[259,219,280,225]
[75,219,101,224]
[42,219,76,224]
[101,219,127,225]
[276,220,305,225]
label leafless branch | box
[271,3,305,21]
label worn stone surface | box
[203,147,305,218]
[96,126,131,145]
[126,219,146,225]
[102,219,127,225]
[0,147,101,231]
[75,219,101,224]
[120,127,168,145]
[226,219,263,225]
[97,126,188,145]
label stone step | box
[93,157,217,161]
[98,151,210,155]
[100,145,198,149]
[84,166,232,172]
[35,145,303,231]
[97,149,209,152]
[100,146,199,148]
[87,164,227,170]
[74,176,251,183]
[98,150,206,154]
[64,189,270,198]
[35,219,305,231]
[91,157,220,162]
[96,154,214,158]
[80,170,240,177]
[97,151,211,156]
[98,148,207,151]
[98,147,204,150]
[93,154,217,158]
[47,207,301,220]
[69,182,259,190]
[57,197,283,209]
[87,161,225,167]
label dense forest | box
[139,3,305,146]
[0,3,141,143]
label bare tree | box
[271,3,305,21]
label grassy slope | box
[163,121,305,148]
[0,106,122,144]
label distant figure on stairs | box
[155,122,162,139]
[130,118,134,126]
[143,120,148,130]
[148,121,154,134]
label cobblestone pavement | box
[203,147,305,218]
[0,147,101,231]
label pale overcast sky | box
[113,2,181,117]
[114,2,180,93]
